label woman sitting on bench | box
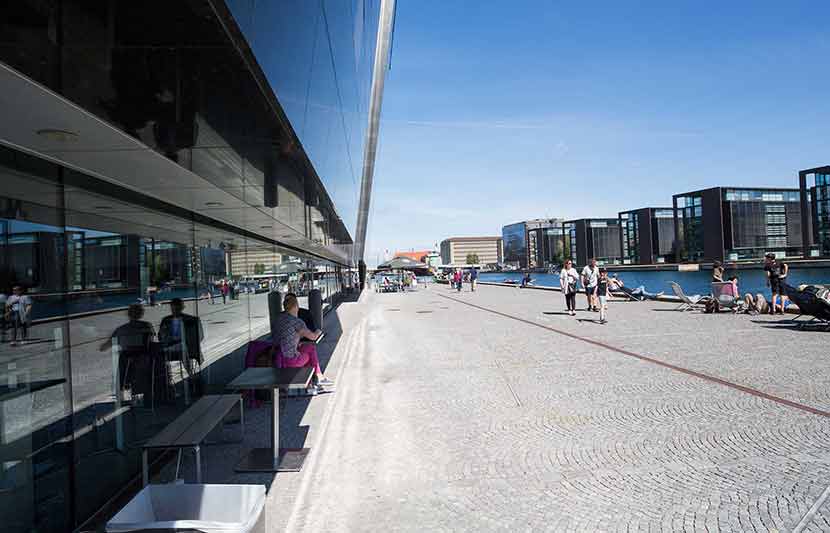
[274,293,333,393]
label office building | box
[564,218,623,266]
[502,218,563,269]
[673,187,808,263]
[440,237,503,266]
[799,166,829,257]
[0,1,393,531]
[618,208,677,264]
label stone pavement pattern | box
[263,284,830,531]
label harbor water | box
[479,267,830,297]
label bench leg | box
[195,446,202,484]
[142,449,149,486]
[239,397,245,441]
[271,388,279,466]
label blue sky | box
[363,1,830,265]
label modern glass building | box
[618,207,676,265]
[0,1,390,531]
[673,187,808,263]
[799,166,829,257]
[502,222,528,269]
[501,219,562,269]
[563,218,622,267]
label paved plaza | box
[243,282,830,532]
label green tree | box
[465,253,479,265]
[253,263,265,275]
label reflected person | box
[6,286,33,346]
[158,298,204,401]
[100,304,156,396]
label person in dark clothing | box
[764,252,789,314]
[100,304,156,396]
[469,268,478,292]
[158,298,204,402]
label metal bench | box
[142,394,243,486]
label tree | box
[253,263,266,275]
[465,253,479,265]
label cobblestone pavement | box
[265,284,830,532]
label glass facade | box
[653,209,676,261]
[620,212,638,264]
[0,2,378,531]
[620,209,676,265]
[675,194,705,262]
[225,0,380,238]
[0,0,374,263]
[722,188,803,260]
[502,222,527,268]
[587,220,622,265]
[675,188,804,262]
[814,174,830,256]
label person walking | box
[559,259,579,316]
[6,286,33,346]
[597,268,610,324]
[453,269,462,292]
[581,258,599,311]
[469,267,478,292]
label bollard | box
[308,289,323,331]
[268,290,283,340]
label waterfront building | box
[618,208,677,265]
[440,237,503,266]
[564,218,623,266]
[799,166,829,257]
[673,187,808,263]
[502,218,563,269]
[0,1,393,531]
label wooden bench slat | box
[174,396,241,446]
[144,394,238,449]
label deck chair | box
[613,284,642,301]
[782,283,830,330]
[711,282,744,313]
[669,281,710,311]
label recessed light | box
[94,205,113,210]
[205,202,223,207]
[36,128,79,142]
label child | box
[597,268,610,324]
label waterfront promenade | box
[255,282,830,532]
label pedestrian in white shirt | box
[581,258,600,312]
[559,259,579,316]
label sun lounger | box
[669,281,710,311]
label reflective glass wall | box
[674,194,705,262]
[225,0,381,239]
[0,0,359,264]
[0,145,345,532]
[812,174,830,256]
[502,222,527,268]
[722,189,803,260]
